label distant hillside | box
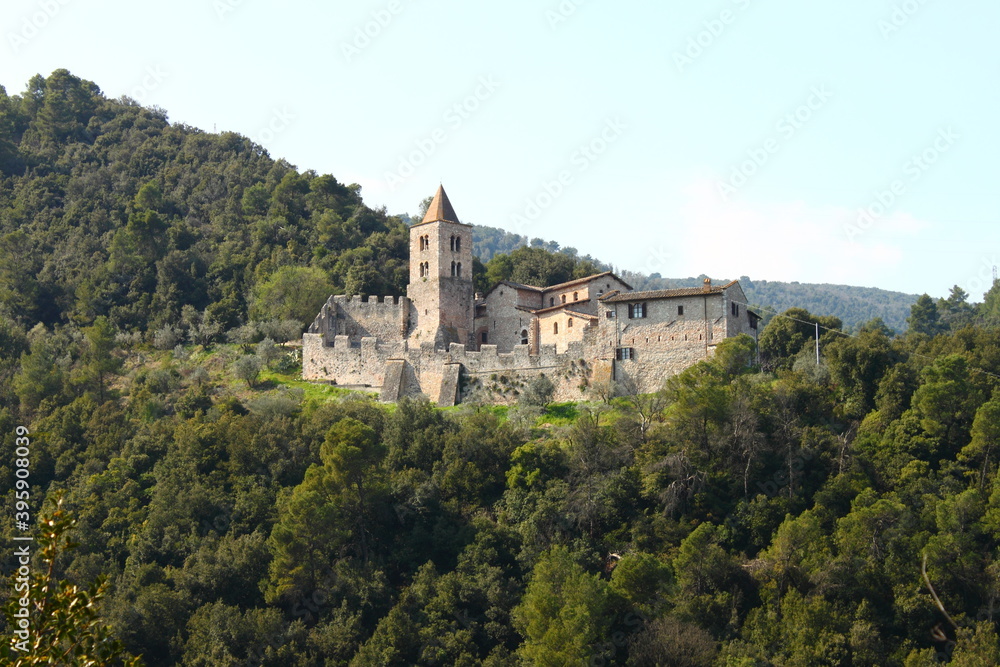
[468,224,919,333]
[740,278,919,334]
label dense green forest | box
[5,70,1000,665]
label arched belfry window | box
[419,263,424,278]
[568,318,573,328]
[456,262,462,277]
[455,236,461,252]
[449,236,455,251]
[521,329,529,345]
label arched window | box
[451,261,456,277]
[573,292,578,301]
[449,235,455,251]
[553,322,558,334]
[568,318,573,328]
[561,295,567,304]
[455,236,461,252]
[549,297,555,307]
[419,263,424,278]
[456,262,462,277]
[521,329,529,345]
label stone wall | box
[723,283,758,339]
[474,286,535,352]
[408,219,475,347]
[308,295,409,344]
[302,331,600,405]
[540,274,631,314]
[536,308,595,354]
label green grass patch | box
[259,368,375,404]
[537,402,580,426]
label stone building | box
[303,185,759,405]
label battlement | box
[324,294,408,314]
[303,329,600,405]
[309,295,411,341]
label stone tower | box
[407,185,474,348]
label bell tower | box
[407,185,474,348]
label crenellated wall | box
[302,327,610,405]
[308,295,410,344]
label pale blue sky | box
[3,0,998,299]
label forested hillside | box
[5,70,1000,665]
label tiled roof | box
[483,271,632,299]
[533,299,592,315]
[542,271,633,293]
[500,281,544,293]
[417,185,462,225]
[600,280,739,302]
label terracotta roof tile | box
[542,271,633,293]
[533,299,592,315]
[418,185,462,225]
[600,282,738,302]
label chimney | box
[703,277,712,292]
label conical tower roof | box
[421,185,461,224]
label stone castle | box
[303,186,759,405]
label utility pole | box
[815,322,820,366]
